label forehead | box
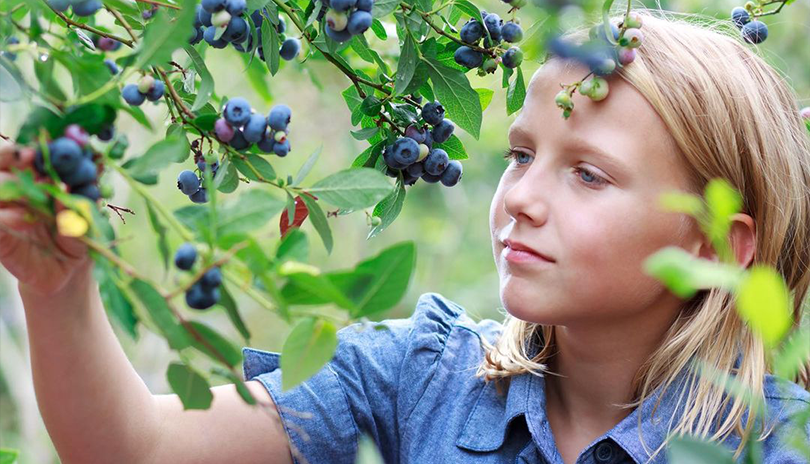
[511,59,686,186]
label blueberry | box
[501,22,523,43]
[177,170,201,195]
[325,24,353,42]
[228,129,250,151]
[424,148,449,176]
[403,171,419,186]
[226,0,246,16]
[279,38,301,60]
[741,20,767,44]
[273,139,291,157]
[250,9,265,27]
[731,7,750,29]
[483,14,501,42]
[383,144,408,169]
[239,113,266,143]
[97,37,117,51]
[212,118,234,143]
[200,267,222,289]
[223,17,248,42]
[197,160,219,174]
[391,137,420,165]
[502,47,523,68]
[590,22,620,42]
[347,10,373,35]
[423,127,434,149]
[257,131,275,152]
[72,183,101,201]
[331,0,357,12]
[405,124,427,144]
[224,97,252,127]
[431,119,454,143]
[460,19,484,44]
[143,8,155,19]
[201,0,227,13]
[49,138,83,175]
[72,0,102,16]
[406,161,424,177]
[356,0,373,12]
[61,158,97,187]
[326,10,349,32]
[277,17,286,33]
[203,26,229,48]
[198,6,213,27]
[104,58,120,75]
[617,46,636,65]
[174,243,198,270]
[618,28,643,48]
[97,124,114,141]
[454,46,483,69]
[421,101,445,126]
[440,160,463,187]
[268,104,292,131]
[145,80,165,101]
[185,282,220,309]
[190,26,204,45]
[421,172,441,183]
[64,124,90,147]
[189,187,208,203]
[48,0,70,12]
[122,84,146,106]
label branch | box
[48,6,134,48]
[165,240,251,300]
[106,6,139,44]
[399,3,495,57]
[135,0,181,9]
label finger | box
[0,206,38,233]
[13,147,35,170]
[0,171,20,209]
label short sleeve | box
[241,292,465,464]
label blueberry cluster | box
[174,243,222,310]
[455,11,524,72]
[190,2,301,62]
[33,124,108,201]
[92,34,123,52]
[176,155,219,204]
[730,6,768,44]
[322,0,373,43]
[46,0,102,16]
[382,101,463,188]
[215,97,293,156]
[121,75,165,106]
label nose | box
[502,162,551,227]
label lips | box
[502,239,555,262]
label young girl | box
[1,9,809,464]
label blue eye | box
[502,148,609,188]
[502,149,532,165]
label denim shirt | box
[242,292,810,464]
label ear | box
[695,213,757,268]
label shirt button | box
[594,441,616,463]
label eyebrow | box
[508,125,630,178]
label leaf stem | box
[48,6,134,48]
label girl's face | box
[490,59,699,327]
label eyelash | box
[502,148,609,187]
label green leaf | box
[345,242,415,318]
[355,433,385,464]
[736,266,793,348]
[0,60,23,101]
[773,325,810,380]
[186,320,243,367]
[144,200,171,271]
[218,189,285,236]
[372,0,400,18]
[643,246,745,299]
[299,193,333,254]
[452,0,482,23]
[213,157,239,193]
[704,178,742,262]
[423,57,482,139]
[666,436,735,464]
[276,228,309,262]
[185,45,215,112]
[433,134,468,160]
[130,280,193,350]
[394,33,419,96]
[283,272,357,311]
[0,448,20,464]
[475,88,494,112]
[230,153,277,181]
[293,146,322,187]
[350,127,380,141]
[368,178,406,238]
[280,317,338,391]
[97,267,138,340]
[127,135,190,177]
[166,362,213,410]
[308,168,394,209]
[133,0,197,70]
[260,20,280,75]
[506,66,526,116]
[219,283,251,341]
[658,191,705,217]
[370,19,388,40]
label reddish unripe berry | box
[214,118,235,142]
[64,124,90,147]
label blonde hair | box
[476,8,810,463]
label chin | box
[499,278,556,324]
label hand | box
[0,143,91,296]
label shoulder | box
[759,375,810,462]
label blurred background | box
[1,0,809,461]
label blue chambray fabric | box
[242,292,810,464]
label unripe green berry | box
[624,12,642,29]
[370,216,382,226]
[326,10,348,31]
[274,130,287,142]
[212,10,231,27]
[744,1,756,11]
[555,90,573,110]
[511,0,527,8]
[482,57,497,73]
[619,28,643,48]
[583,77,609,101]
[138,75,155,94]
[417,143,429,161]
[100,183,114,198]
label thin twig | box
[135,0,181,10]
[48,6,134,48]
[106,6,139,44]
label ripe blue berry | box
[228,130,250,151]
[190,187,208,203]
[502,47,524,69]
[189,27,204,44]
[347,10,373,35]
[122,84,146,106]
[391,137,420,165]
[243,113,268,143]
[383,144,407,170]
[405,124,427,144]
[483,13,502,42]
[177,170,200,195]
[198,6,213,27]
[325,24,353,42]
[279,38,301,60]
[48,0,70,12]
[731,7,750,29]
[421,101,445,126]
[97,125,114,141]
[225,17,249,43]
[175,243,197,270]
[454,46,483,69]
[201,0,226,13]
[104,59,120,75]
[257,131,275,152]
[741,20,767,44]
[72,183,101,201]
[421,172,441,183]
[145,80,165,101]
[72,0,102,16]
[331,0,357,12]
[62,158,97,187]
[49,138,83,175]
[424,148,449,176]
[224,97,252,127]
[431,120,454,143]
[273,139,291,157]
[201,267,223,289]
[501,22,523,43]
[460,19,484,44]
[356,0,373,12]
[203,26,228,48]
[440,160,463,187]
[226,0,246,16]
[268,104,292,131]
[186,282,220,309]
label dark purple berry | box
[174,243,197,270]
[421,101,445,126]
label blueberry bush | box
[0,0,808,461]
